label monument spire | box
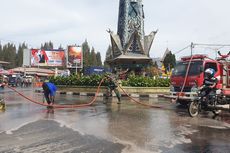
[117,0,145,50]
[106,0,157,72]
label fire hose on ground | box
[4,76,173,110]
[5,78,105,109]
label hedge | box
[49,74,170,87]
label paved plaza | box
[0,88,229,153]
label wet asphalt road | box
[0,87,229,153]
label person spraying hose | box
[105,75,121,104]
[42,81,57,107]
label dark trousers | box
[44,90,51,104]
[200,87,216,106]
[106,87,121,102]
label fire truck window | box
[172,61,203,76]
[204,63,217,73]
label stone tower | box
[106,0,157,72]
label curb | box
[35,89,161,98]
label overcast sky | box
[1,0,230,61]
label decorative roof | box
[114,53,151,60]
[106,0,157,63]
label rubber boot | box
[117,97,121,104]
[114,89,121,104]
[104,88,112,104]
[0,99,5,111]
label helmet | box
[205,68,215,78]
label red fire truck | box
[169,54,230,105]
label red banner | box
[31,49,65,67]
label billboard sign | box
[31,49,65,67]
[67,46,83,68]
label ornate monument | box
[106,0,157,73]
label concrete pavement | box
[0,88,229,153]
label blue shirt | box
[46,82,57,96]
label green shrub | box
[122,75,170,87]
[49,75,170,87]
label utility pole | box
[190,42,194,56]
[75,61,78,75]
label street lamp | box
[74,59,80,75]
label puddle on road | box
[0,90,229,153]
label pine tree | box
[96,52,102,66]
[104,45,113,67]
[16,42,28,67]
[2,43,17,69]
[58,44,64,50]
[48,41,53,49]
[41,41,53,50]
[163,51,176,73]
[16,44,23,67]
[90,47,97,66]
[82,40,90,67]
[105,45,113,60]
[81,40,102,67]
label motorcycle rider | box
[200,68,218,105]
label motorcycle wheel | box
[188,101,199,117]
[212,110,222,115]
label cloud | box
[1,0,230,62]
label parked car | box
[8,74,21,87]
